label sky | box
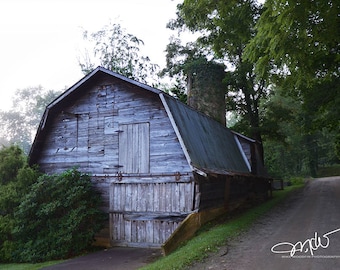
[0,0,184,110]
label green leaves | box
[0,151,106,263]
[79,23,159,85]
[245,0,340,130]
[0,146,25,185]
[0,146,40,262]
[13,169,106,263]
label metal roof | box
[160,94,250,175]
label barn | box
[29,66,270,253]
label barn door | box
[118,122,150,173]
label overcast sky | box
[0,0,183,110]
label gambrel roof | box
[29,66,253,175]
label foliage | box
[317,165,340,178]
[242,0,340,176]
[162,78,188,103]
[0,150,105,264]
[0,146,40,262]
[141,185,303,270]
[0,87,61,153]
[289,177,305,186]
[256,87,339,178]
[0,145,26,185]
[79,22,159,85]
[246,0,339,83]
[13,169,106,263]
[160,37,205,101]
[245,0,340,133]
[168,0,269,160]
[161,37,212,78]
[167,0,339,178]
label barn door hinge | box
[115,130,124,133]
[175,171,181,181]
[117,171,123,181]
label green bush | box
[289,176,305,186]
[0,146,40,262]
[13,169,106,263]
[0,145,26,185]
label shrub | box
[13,169,106,263]
[0,146,40,262]
[0,145,26,185]
[289,176,305,186]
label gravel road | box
[187,176,340,270]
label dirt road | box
[188,176,340,270]
[43,247,162,270]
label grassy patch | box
[288,176,305,186]
[141,185,303,270]
[0,260,64,270]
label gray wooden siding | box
[35,78,194,247]
[37,79,192,177]
[109,181,195,246]
[110,182,195,213]
[110,214,181,247]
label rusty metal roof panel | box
[162,95,250,174]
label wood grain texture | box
[36,78,194,247]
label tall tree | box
[168,0,267,160]
[245,0,340,165]
[245,0,339,132]
[0,87,61,153]
[79,23,159,85]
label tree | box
[160,37,202,102]
[245,0,340,133]
[79,23,159,85]
[245,0,340,165]
[161,37,227,123]
[0,146,40,261]
[168,0,268,160]
[0,87,61,153]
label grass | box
[140,184,304,270]
[0,260,64,270]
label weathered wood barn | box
[29,67,270,252]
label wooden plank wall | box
[38,79,191,176]
[110,181,195,247]
[228,175,269,209]
[196,175,226,210]
[36,77,195,247]
[110,214,182,247]
[110,181,195,213]
[195,172,269,212]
